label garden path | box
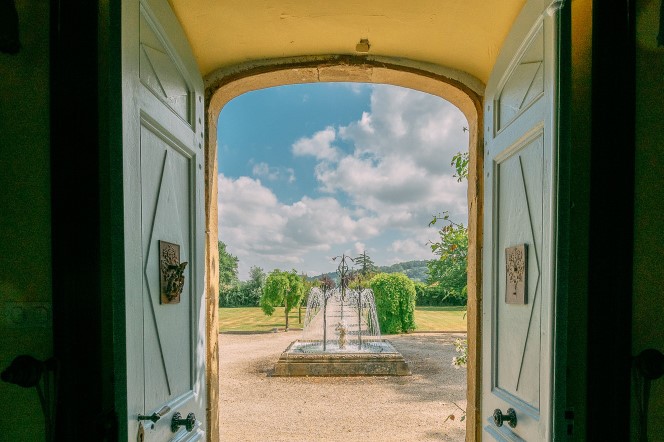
[218,332,467,441]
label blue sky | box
[217,83,468,279]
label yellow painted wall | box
[170,0,525,83]
[633,1,664,439]
[0,1,51,440]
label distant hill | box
[379,260,429,281]
[309,259,430,283]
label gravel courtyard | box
[218,331,467,441]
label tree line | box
[217,242,266,307]
[309,259,430,283]
[218,234,468,310]
[219,148,469,312]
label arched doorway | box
[203,55,484,440]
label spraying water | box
[300,287,382,353]
[272,254,411,375]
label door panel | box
[122,0,206,440]
[496,28,544,132]
[141,122,194,410]
[139,10,192,125]
[495,132,543,414]
[483,0,561,440]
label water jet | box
[273,255,410,376]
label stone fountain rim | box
[279,339,405,361]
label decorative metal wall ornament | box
[159,240,188,304]
[505,244,528,304]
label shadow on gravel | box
[251,333,467,405]
[377,333,467,404]
[219,331,466,441]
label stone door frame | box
[203,55,484,441]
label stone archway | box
[203,55,484,441]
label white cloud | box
[317,155,466,218]
[349,83,363,94]
[354,242,366,254]
[339,83,368,95]
[251,161,296,183]
[338,85,468,175]
[252,162,275,180]
[316,85,469,226]
[389,238,426,257]
[218,84,469,279]
[218,174,387,279]
[292,127,340,161]
[386,223,442,264]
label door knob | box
[493,408,517,428]
[171,412,196,432]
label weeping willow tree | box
[260,269,305,331]
[370,273,416,334]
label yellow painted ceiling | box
[169,0,526,84]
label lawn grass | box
[218,307,305,332]
[412,306,467,331]
[219,306,467,333]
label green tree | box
[348,273,372,290]
[451,151,469,182]
[427,217,468,305]
[414,281,435,306]
[354,250,377,276]
[242,266,266,306]
[344,251,376,289]
[370,273,416,334]
[260,269,305,331]
[426,147,470,306]
[218,241,239,306]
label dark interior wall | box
[0,1,51,440]
[633,0,664,439]
[566,2,662,440]
[566,0,592,438]
[50,0,113,438]
[587,1,636,440]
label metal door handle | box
[138,405,171,423]
[493,408,517,428]
[171,412,196,432]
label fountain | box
[272,255,410,376]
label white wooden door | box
[482,0,562,440]
[122,0,206,440]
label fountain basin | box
[272,339,411,377]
